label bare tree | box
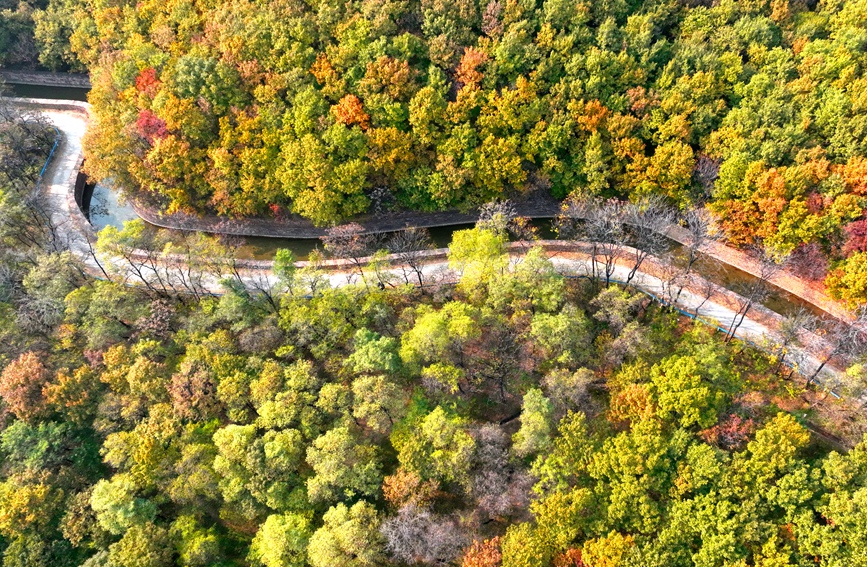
[478,199,539,249]
[604,321,652,368]
[681,208,716,277]
[770,308,818,374]
[788,243,828,282]
[807,309,867,386]
[690,272,718,317]
[160,230,219,301]
[557,197,627,287]
[80,236,112,281]
[542,368,597,417]
[656,251,688,306]
[96,224,251,300]
[321,222,379,286]
[297,249,330,296]
[244,271,281,313]
[387,227,434,287]
[208,232,247,287]
[0,100,54,192]
[381,505,469,565]
[654,207,719,307]
[477,200,517,234]
[623,195,675,284]
[508,215,540,247]
[589,199,628,287]
[97,227,173,298]
[725,248,785,342]
[693,154,720,199]
[469,425,532,519]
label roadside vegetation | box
[59,0,867,305]
[1,108,867,565]
[4,2,867,564]
[2,215,867,566]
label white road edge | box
[15,97,851,390]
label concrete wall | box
[74,170,89,213]
[0,70,90,88]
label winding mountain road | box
[15,97,858,388]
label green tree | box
[345,329,401,375]
[64,281,149,350]
[488,247,566,315]
[305,427,381,504]
[448,228,508,296]
[351,375,407,434]
[393,406,476,488]
[32,0,84,70]
[400,302,482,373]
[532,412,593,494]
[307,502,386,567]
[512,388,555,458]
[169,515,223,567]
[529,306,592,369]
[107,523,173,567]
[248,513,312,567]
[649,355,729,429]
[212,425,306,520]
[90,475,157,536]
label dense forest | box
[7,0,867,302]
[8,258,867,567]
[2,100,867,567]
[6,1,867,565]
[5,1,867,302]
[0,0,81,70]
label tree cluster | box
[0,206,866,566]
[7,1,867,301]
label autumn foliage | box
[331,95,370,130]
[0,351,50,421]
[55,0,867,301]
[461,537,502,567]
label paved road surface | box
[17,97,852,388]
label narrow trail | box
[12,97,858,389]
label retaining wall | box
[8,96,857,327]
[130,198,561,239]
[0,70,90,88]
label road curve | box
[13,97,855,388]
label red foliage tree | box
[840,156,867,196]
[553,549,585,567]
[331,94,370,130]
[135,68,161,97]
[456,48,489,89]
[789,242,829,282]
[136,110,169,144]
[699,413,756,450]
[843,218,867,256]
[168,361,220,421]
